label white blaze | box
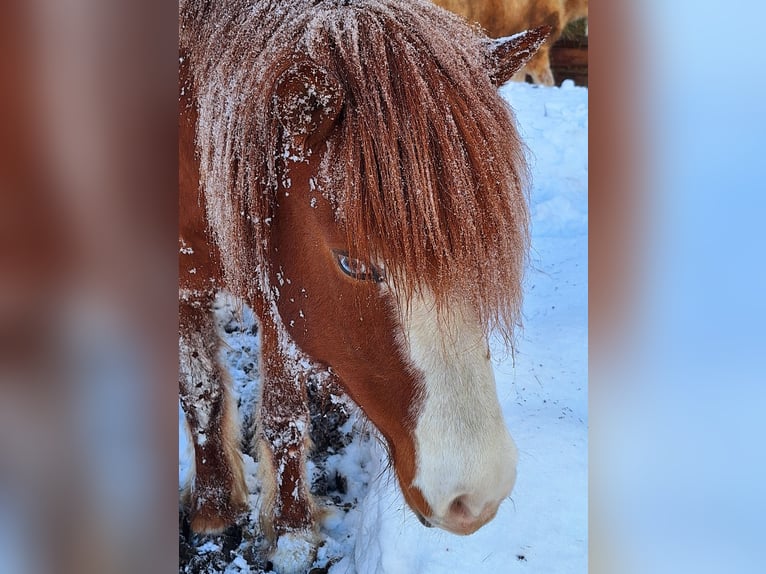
[395,289,517,525]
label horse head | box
[260,26,549,535]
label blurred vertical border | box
[592,1,766,573]
[1,1,178,573]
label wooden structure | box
[550,24,588,86]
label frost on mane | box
[180,0,531,341]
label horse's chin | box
[414,511,433,528]
[423,512,498,536]
[401,479,503,536]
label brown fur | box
[178,53,248,533]
[432,0,588,85]
[179,0,538,561]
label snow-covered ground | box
[180,79,588,573]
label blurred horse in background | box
[432,0,588,85]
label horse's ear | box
[274,60,345,152]
[488,26,552,87]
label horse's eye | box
[333,250,384,282]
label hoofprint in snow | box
[179,80,588,574]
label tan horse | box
[179,1,547,571]
[432,0,588,85]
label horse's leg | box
[529,46,556,86]
[254,315,319,574]
[179,294,247,533]
[511,69,529,83]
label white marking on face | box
[394,289,517,531]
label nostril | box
[442,494,500,535]
[448,495,472,521]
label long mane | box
[180,0,530,341]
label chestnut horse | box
[179,1,547,571]
[432,0,588,85]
